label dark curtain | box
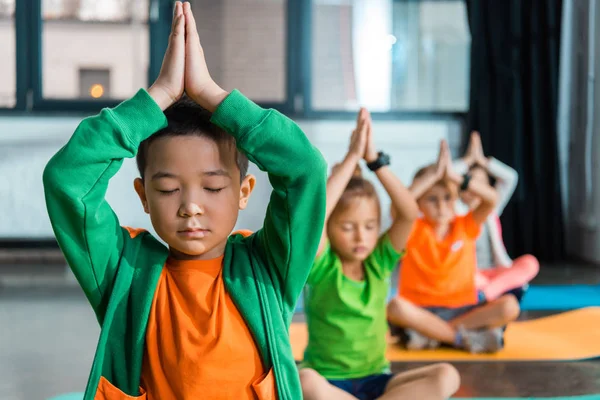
[465,0,565,262]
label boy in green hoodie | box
[43,2,326,399]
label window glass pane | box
[79,68,111,99]
[0,0,16,107]
[312,0,470,112]
[192,0,286,103]
[42,0,149,100]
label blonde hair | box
[330,165,381,221]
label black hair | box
[136,97,249,181]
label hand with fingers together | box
[148,1,228,112]
[182,2,228,112]
[464,131,489,168]
[348,108,369,162]
[147,1,185,111]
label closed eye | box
[158,189,178,195]
[205,187,225,193]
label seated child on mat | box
[299,109,460,400]
[387,140,520,354]
[454,131,539,302]
[43,3,326,399]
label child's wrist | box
[191,82,228,112]
[148,84,174,111]
[365,151,378,163]
[449,172,463,185]
[345,152,361,165]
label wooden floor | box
[0,263,599,399]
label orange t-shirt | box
[399,213,480,308]
[140,256,277,400]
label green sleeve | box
[211,90,327,311]
[43,89,167,322]
[371,233,405,273]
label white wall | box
[0,116,461,239]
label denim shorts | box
[425,304,479,321]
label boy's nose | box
[179,201,203,217]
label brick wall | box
[192,0,286,102]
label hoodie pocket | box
[94,376,147,400]
[251,367,277,399]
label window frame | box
[1,0,467,121]
[28,0,169,112]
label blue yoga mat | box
[521,285,600,311]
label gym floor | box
[0,260,599,400]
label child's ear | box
[239,174,256,210]
[134,178,150,214]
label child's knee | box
[298,368,325,397]
[519,254,540,276]
[499,294,521,321]
[387,297,409,318]
[430,363,461,397]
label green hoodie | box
[43,89,326,400]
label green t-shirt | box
[302,234,403,379]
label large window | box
[1,0,470,116]
[191,0,287,104]
[42,0,149,100]
[0,0,15,108]
[311,0,470,112]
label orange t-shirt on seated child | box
[399,212,480,308]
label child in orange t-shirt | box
[387,140,520,353]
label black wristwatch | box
[460,173,471,191]
[366,151,391,172]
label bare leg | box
[478,255,539,301]
[378,363,460,400]
[299,368,358,400]
[387,297,456,344]
[449,294,520,330]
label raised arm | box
[44,91,172,324]
[409,140,449,200]
[484,157,518,215]
[445,149,497,225]
[314,109,370,256]
[210,93,326,310]
[183,4,326,311]
[363,112,418,253]
[460,131,516,215]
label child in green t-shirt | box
[298,109,460,400]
